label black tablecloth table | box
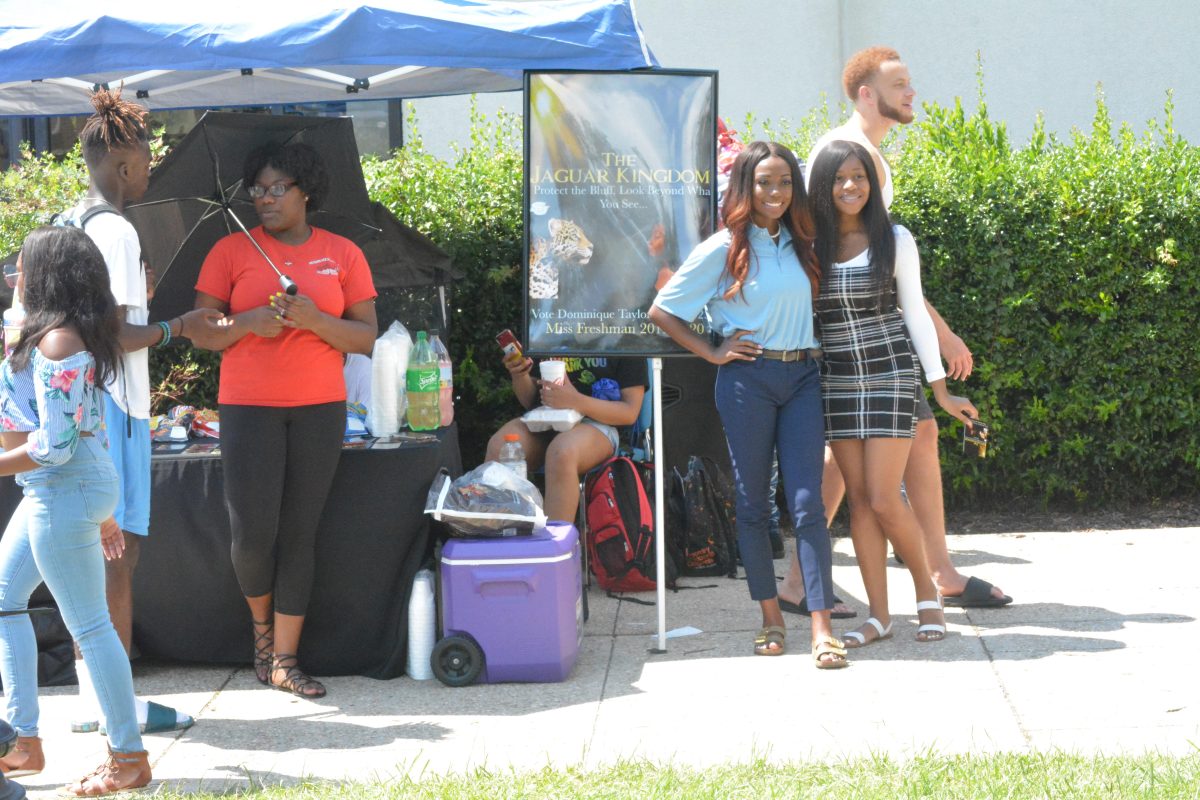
[0,425,461,680]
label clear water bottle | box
[3,298,24,359]
[498,433,527,481]
[429,330,454,427]
[405,331,441,431]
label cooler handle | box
[472,567,539,593]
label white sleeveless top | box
[805,129,894,209]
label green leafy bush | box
[0,143,88,256]
[363,100,526,465]
[890,91,1200,505]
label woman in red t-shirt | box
[195,142,377,699]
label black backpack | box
[667,455,739,578]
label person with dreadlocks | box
[61,89,221,737]
[650,142,846,669]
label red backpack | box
[584,457,676,593]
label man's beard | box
[878,95,913,125]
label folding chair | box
[577,362,655,593]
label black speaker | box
[659,358,731,477]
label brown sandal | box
[252,617,273,685]
[812,636,849,670]
[63,747,150,796]
[270,653,326,698]
[0,735,44,777]
[753,625,786,656]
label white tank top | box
[805,130,894,209]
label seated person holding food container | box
[486,336,647,523]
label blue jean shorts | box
[103,395,151,536]
[582,418,619,454]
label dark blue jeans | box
[714,358,833,607]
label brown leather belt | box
[759,348,822,362]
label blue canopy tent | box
[0,0,656,115]
[0,0,681,651]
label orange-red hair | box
[842,46,902,100]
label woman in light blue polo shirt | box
[649,141,845,669]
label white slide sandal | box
[841,616,893,649]
[916,599,946,641]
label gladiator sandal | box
[64,747,151,797]
[270,653,326,699]
[252,617,274,685]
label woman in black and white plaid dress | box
[808,139,977,649]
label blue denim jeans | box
[0,436,144,753]
[714,358,834,607]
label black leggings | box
[220,402,344,616]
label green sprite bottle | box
[405,331,441,431]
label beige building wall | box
[406,0,1196,155]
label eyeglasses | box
[247,181,297,199]
[2,263,18,289]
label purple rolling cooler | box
[433,520,583,686]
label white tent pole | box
[652,357,667,652]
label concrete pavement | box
[11,524,1200,797]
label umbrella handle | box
[279,275,298,296]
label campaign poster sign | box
[523,70,717,355]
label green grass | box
[143,752,1200,799]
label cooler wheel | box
[431,635,484,687]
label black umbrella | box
[360,201,461,290]
[127,111,455,323]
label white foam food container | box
[521,406,583,432]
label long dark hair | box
[721,141,819,301]
[807,139,895,308]
[10,227,121,385]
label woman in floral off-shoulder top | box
[0,226,153,796]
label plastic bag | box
[151,405,196,442]
[521,406,583,432]
[191,408,220,439]
[344,401,369,440]
[424,461,547,537]
[366,320,413,437]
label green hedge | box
[362,101,526,463]
[890,93,1199,505]
[0,143,88,255]
[2,93,1196,507]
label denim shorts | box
[582,418,619,454]
[102,395,151,536]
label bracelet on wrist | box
[154,320,172,348]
